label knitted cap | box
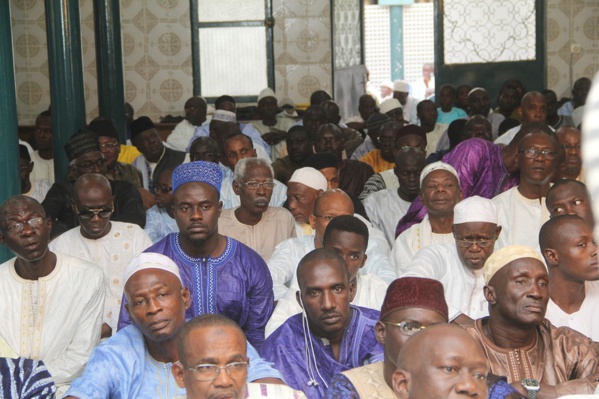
[124,253,182,285]
[483,245,545,284]
[453,196,498,225]
[212,110,237,123]
[419,161,459,186]
[379,98,402,115]
[64,130,101,161]
[172,161,222,193]
[366,113,391,133]
[393,80,410,92]
[380,277,448,321]
[288,167,328,191]
[258,88,277,102]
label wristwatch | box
[521,378,540,399]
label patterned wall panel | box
[443,0,536,64]
[333,0,362,69]
[272,0,333,106]
[403,3,434,83]
[364,5,391,98]
[546,0,599,98]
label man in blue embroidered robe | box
[117,161,274,350]
[260,248,383,399]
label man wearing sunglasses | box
[493,130,559,250]
[50,174,153,338]
[401,196,502,325]
[41,130,146,238]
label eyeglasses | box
[243,181,276,190]
[77,158,107,170]
[518,148,557,160]
[382,321,426,336]
[99,142,119,150]
[3,217,45,233]
[561,144,581,151]
[155,184,173,193]
[454,237,496,248]
[178,361,249,381]
[74,206,113,220]
[190,152,219,162]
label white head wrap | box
[419,161,460,186]
[288,167,328,191]
[258,88,277,102]
[393,80,410,93]
[212,110,237,123]
[483,245,545,284]
[453,196,498,225]
[123,253,182,285]
[379,98,402,115]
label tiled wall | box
[546,0,599,98]
[9,0,599,124]
[272,0,333,107]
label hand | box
[262,131,285,145]
[138,188,156,210]
[101,323,112,339]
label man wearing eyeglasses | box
[50,174,153,338]
[0,195,105,396]
[218,158,295,261]
[401,196,502,324]
[492,130,558,250]
[41,130,146,238]
[555,126,583,181]
[172,314,306,399]
[65,253,283,399]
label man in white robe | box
[392,161,462,274]
[365,147,426,246]
[165,97,207,152]
[266,215,388,336]
[49,174,152,337]
[402,196,502,323]
[0,195,104,395]
[219,158,296,261]
[540,215,599,341]
[493,129,558,250]
[268,190,395,301]
[494,92,550,146]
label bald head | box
[321,100,341,125]
[73,173,112,202]
[519,91,547,124]
[393,324,489,399]
[546,179,593,225]
[539,214,586,254]
[297,248,349,290]
[314,189,354,216]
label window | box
[191,0,275,101]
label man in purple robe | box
[117,161,274,350]
[260,248,383,399]
[395,122,555,237]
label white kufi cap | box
[419,161,460,186]
[453,196,498,225]
[123,253,182,285]
[288,167,328,191]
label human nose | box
[190,206,203,220]
[590,240,598,258]
[454,372,479,397]
[321,291,336,310]
[146,296,163,315]
[256,182,267,195]
[213,365,235,387]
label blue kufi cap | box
[172,161,222,193]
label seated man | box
[173,314,306,399]
[360,122,401,173]
[545,179,594,225]
[166,96,207,152]
[251,88,294,161]
[494,91,549,145]
[392,161,462,274]
[144,167,179,243]
[378,98,405,124]
[0,196,105,394]
[49,174,153,337]
[130,116,187,192]
[468,245,599,397]
[325,277,449,398]
[417,99,448,155]
[555,126,583,181]
[117,161,274,351]
[402,195,502,323]
[219,158,296,261]
[29,110,55,185]
[392,324,490,399]
[89,117,144,188]
[261,249,384,399]
[20,144,51,203]
[351,113,390,161]
[365,147,426,246]
[286,167,328,236]
[272,125,313,185]
[220,133,287,209]
[493,130,558,250]
[42,130,146,237]
[267,215,389,336]
[65,253,283,398]
[540,215,599,341]
[268,189,396,300]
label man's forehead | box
[288,182,315,195]
[244,163,272,178]
[548,183,586,202]
[3,201,44,218]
